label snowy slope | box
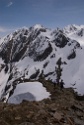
[0,24,84,103]
[64,24,84,46]
[8,81,50,104]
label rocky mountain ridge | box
[0,80,84,125]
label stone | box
[74,118,84,125]
[63,123,70,125]
[0,120,10,125]
[76,111,83,118]
[53,112,63,121]
[15,116,21,120]
[19,122,35,125]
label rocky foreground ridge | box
[0,79,84,125]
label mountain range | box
[0,24,84,103]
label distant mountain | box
[0,24,84,102]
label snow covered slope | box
[8,81,50,104]
[64,24,84,46]
[0,24,84,102]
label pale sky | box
[0,0,84,37]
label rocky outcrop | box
[0,80,84,125]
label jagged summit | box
[63,24,84,46]
[33,24,44,29]
[0,24,84,103]
[63,24,84,35]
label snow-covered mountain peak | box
[64,24,84,34]
[63,25,84,46]
[33,24,44,29]
[0,24,84,103]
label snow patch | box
[33,24,44,29]
[8,82,50,104]
[0,69,9,98]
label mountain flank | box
[0,24,84,102]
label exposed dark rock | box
[43,61,49,68]
[50,54,55,58]
[75,94,84,101]
[34,43,52,61]
[0,64,5,72]
[12,45,27,62]
[71,105,83,112]
[44,72,54,77]
[54,33,69,48]
[29,69,40,79]
[67,49,76,60]
[0,40,13,63]
[77,29,84,37]
[5,64,9,73]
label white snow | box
[0,58,9,98]
[0,58,4,64]
[40,29,52,39]
[64,24,84,34]
[8,81,50,104]
[33,24,43,29]
[0,69,9,98]
[61,48,84,95]
[64,25,84,46]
